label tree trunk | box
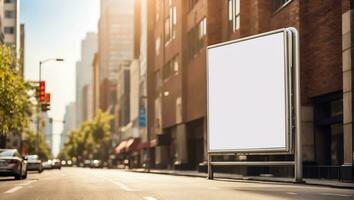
[0,134,7,148]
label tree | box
[0,45,32,147]
[21,129,52,160]
[58,110,113,162]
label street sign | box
[139,107,146,127]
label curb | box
[128,169,354,190]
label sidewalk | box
[129,168,354,189]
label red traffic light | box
[39,81,46,102]
[45,93,51,103]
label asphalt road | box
[0,167,353,200]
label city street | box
[0,168,353,200]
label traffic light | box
[41,93,51,112]
[41,103,50,112]
[39,81,46,102]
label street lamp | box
[36,58,64,154]
[39,58,64,81]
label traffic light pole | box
[36,58,64,154]
[36,61,42,154]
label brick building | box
[143,0,354,181]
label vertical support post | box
[290,27,303,183]
[208,154,213,179]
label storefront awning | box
[125,138,141,152]
[115,141,127,154]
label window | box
[155,70,162,90]
[155,37,161,55]
[4,27,15,34]
[272,0,292,12]
[5,11,16,18]
[163,56,179,80]
[198,18,207,39]
[228,0,240,32]
[5,0,15,3]
[156,0,160,21]
[188,18,207,59]
[164,2,176,44]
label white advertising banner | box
[207,29,293,153]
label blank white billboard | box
[207,30,292,153]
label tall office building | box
[98,0,134,115]
[76,32,97,126]
[99,0,134,83]
[60,103,77,150]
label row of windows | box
[4,27,14,34]
[164,5,176,44]
[187,18,206,59]
[5,10,16,18]
[156,0,291,64]
[5,0,16,3]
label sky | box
[21,0,100,156]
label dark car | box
[26,155,43,173]
[0,149,27,180]
[51,159,61,169]
[83,160,91,168]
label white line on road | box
[320,193,353,197]
[4,186,23,194]
[111,181,138,192]
[286,192,297,195]
[17,180,37,186]
[143,197,157,200]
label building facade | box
[98,0,135,116]
[76,32,97,126]
[3,0,19,52]
[140,0,354,181]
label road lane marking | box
[286,192,297,195]
[17,180,37,186]
[4,186,23,194]
[111,181,138,192]
[143,197,157,200]
[320,193,353,197]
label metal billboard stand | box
[207,28,303,183]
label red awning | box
[115,141,127,154]
[125,138,141,152]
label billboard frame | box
[206,27,302,182]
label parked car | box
[83,160,91,168]
[90,160,103,168]
[51,159,61,169]
[0,149,27,180]
[66,160,73,167]
[42,160,53,170]
[26,155,43,173]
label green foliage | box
[0,45,32,135]
[59,110,113,162]
[22,129,52,160]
